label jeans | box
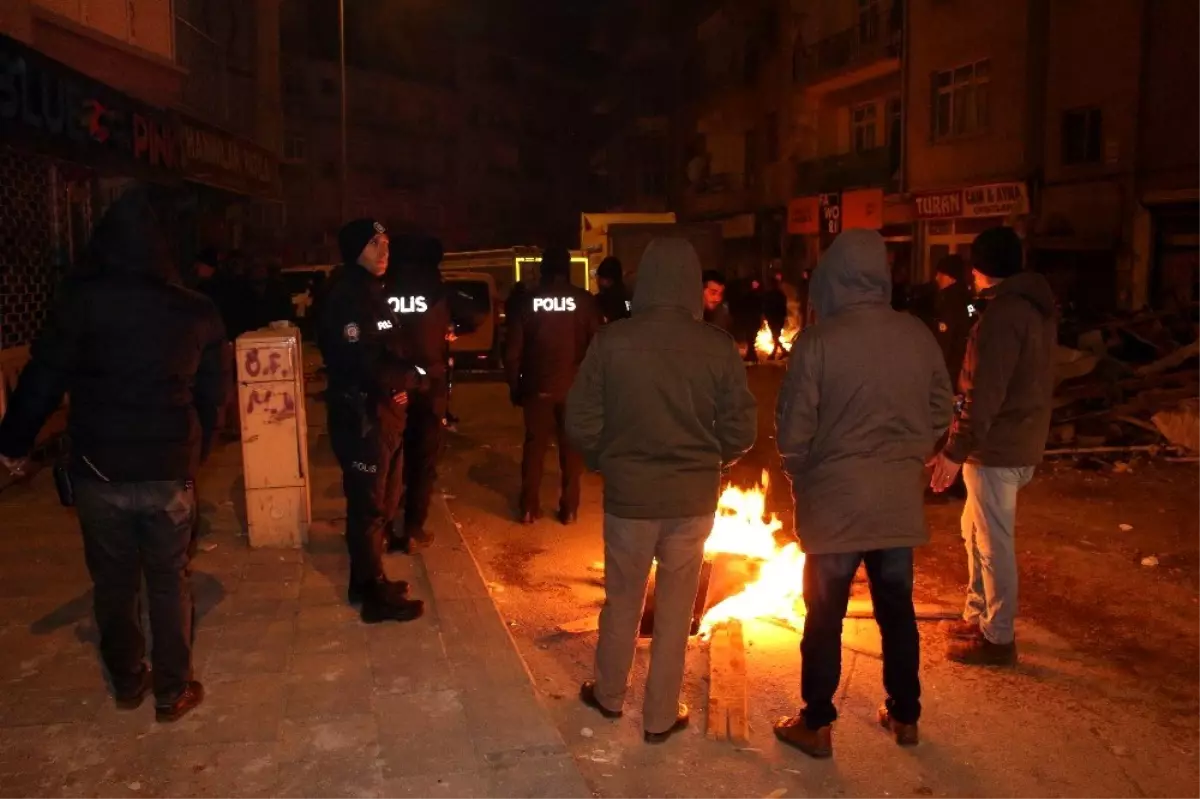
[800,548,920,730]
[75,477,196,702]
[594,514,710,734]
[961,464,1034,645]
[520,396,583,515]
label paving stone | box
[135,675,285,745]
[285,652,373,719]
[0,688,105,727]
[206,619,294,677]
[242,560,305,585]
[273,751,385,799]
[373,690,477,779]
[158,742,281,798]
[238,579,303,601]
[370,645,456,696]
[486,752,592,798]
[461,686,566,759]
[379,769,489,798]
[278,714,380,762]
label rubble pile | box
[1050,306,1199,460]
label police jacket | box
[596,284,631,325]
[0,187,226,482]
[316,262,422,405]
[506,279,600,402]
[386,268,476,384]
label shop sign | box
[820,192,841,235]
[179,118,279,198]
[915,182,1029,220]
[787,196,819,235]
[0,34,178,174]
[719,213,756,240]
[842,188,884,230]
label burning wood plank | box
[706,620,749,745]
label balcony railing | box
[175,17,257,141]
[793,2,902,89]
[793,146,898,196]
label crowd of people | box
[0,180,1054,753]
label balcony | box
[793,146,898,196]
[794,2,902,94]
[682,172,755,218]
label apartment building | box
[0,0,283,351]
[788,0,908,280]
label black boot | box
[361,582,424,624]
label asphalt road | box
[436,367,1199,798]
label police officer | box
[316,218,426,623]
[595,256,630,325]
[506,247,601,525]
[385,234,475,553]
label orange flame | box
[700,471,806,636]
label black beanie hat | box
[935,253,967,282]
[971,227,1023,279]
[540,247,571,281]
[338,218,385,266]
[596,256,622,282]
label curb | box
[422,494,592,798]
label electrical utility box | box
[235,325,311,548]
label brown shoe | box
[773,715,832,759]
[579,681,623,719]
[644,703,689,744]
[943,619,981,640]
[156,681,204,723]
[114,667,152,710]
[947,635,1017,666]
[877,705,919,746]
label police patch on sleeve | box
[344,322,360,342]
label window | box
[852,103,879,153]
[931,59,990,140]
[283,136,306,162]
[1062,107,1103,165]
[765,112,780,163]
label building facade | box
[0,0,283,351]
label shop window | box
[852,103,879,153]
[1062,107,1103,166]
[931,59,990,140]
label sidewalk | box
[0,420,591,797]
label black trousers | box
[520,395,583,515]
[328,399,405,589]
[800,548,921,729]
[403,387,446,535]
[75,478,196,703]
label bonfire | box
[699,471,806,637]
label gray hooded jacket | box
[775,229,953,555]
[565,237,757,519]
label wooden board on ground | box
[706,620,749,745]
[845,599,960,620]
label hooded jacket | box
[0,187,227,481]
[775,229,953,555]
[945,271,1056,466]
[565,237,757,519]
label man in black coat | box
[385,234,474,552]
[316,219,427,623]
[506,248,601,524]
[595,256,631,325]
[0,186,224,723]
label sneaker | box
[773,715,832,759]
[644,704,689,744]
[156,681,204,723]
[947,635,1018,666]
[877,704,919,746]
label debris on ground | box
[1049,306,1199,463]
[1141,555,1160,567]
